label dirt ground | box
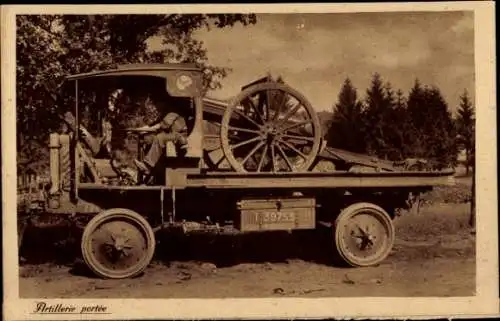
[19,196,476,298]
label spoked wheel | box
[81,208,156,279]
[334,203,395,267]
[220,82,322,173]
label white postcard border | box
[2,2,497,319]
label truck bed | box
[78,169,455,191]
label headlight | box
[176,74,193,91]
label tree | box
[381,82,410,160]
[406,81,457,169]
[390,89,415,159]
[426,87,458,168]
[362,73,397,159]
[16,14,257,172]
[405,79,428,157]
[455,89,475,174]
[326,78,366,153]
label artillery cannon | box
[21,63,455,279]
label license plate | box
[240,209,314,232]
[239,197,316,232]
[257,211,295,224]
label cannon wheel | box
[81,208,156,279]
[220,82,322,173]
[333,202,395,267]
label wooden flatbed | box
[77,169,455,190]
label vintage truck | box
[18,63,454,279]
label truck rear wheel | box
[81,208,156,279]
[333,202,395,267]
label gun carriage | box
[23,64,455,279]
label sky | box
[152,11,474,113]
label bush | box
[395,203,473,242]
[423,177,473,204]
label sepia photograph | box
[2,2,497,319]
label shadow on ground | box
[19,201,476,277]
[19,224,344,270]
[154,228,341,267]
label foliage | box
[326,78,366,153]
[395,89,417,158]
[425,183,473,204]
[16,14,257,172]
[362,74,406,160]
[327,75,461,169]
[406,81,458,169]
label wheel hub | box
[109,235,129,253]
[351,224,377,250]
[262,123,282,143]
[340,213,390,262]
[88,220,150,273]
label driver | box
[133,110,189,175]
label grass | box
[395,203,473,241]
[395,174,474,242]
[423,173,473,204]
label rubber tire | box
[81,208,156,279]
[333,202,395,267]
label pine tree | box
[455,89,475,174]
[393,89,414,158]
[327,78,366,153]
[363,73,393,159]
[381,82,406,160]
[406,79,428,158]
[380,87,410,160]
[406,80,457,169]
[426,86,457,168]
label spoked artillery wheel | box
[81,208,156,279]
[333,203,395,267]
[220,82,322,173]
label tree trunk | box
[469,163,475,229]
[465,148,470,175]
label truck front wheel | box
[81,208,156,279]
